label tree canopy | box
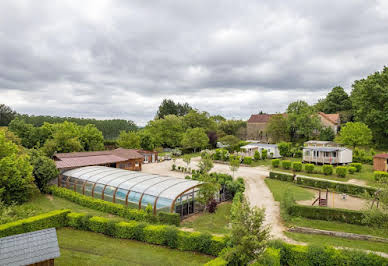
[156,99,192,119]
[28,149,58,192]
[0,104,17,126]
[315,86,352,114]
[266,114,289,143]
[117,131,141,149]
[287,100,321,141]
[0,131,35,204]
[351,67,388,146]
[181,128,209,152]
[336,122,372,148]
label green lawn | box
[288,216,388,239]
[272,158,376,185]
[264,178,315,202]
[23,193,121,218]
[181,202,232,235]
[285,232,388,254]
[56,228,213,266]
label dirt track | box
[142,158,290,241]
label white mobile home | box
[303,146,353,165]
[241,143,281,158]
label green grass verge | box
[285,232,388,254]
[181,202,232,235]
[264,179,315,202]
[56,228,213,266]
[23,193,121,219]
[288,216,388,239]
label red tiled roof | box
[374,153,388,159]
[54,148,143,169]
[319,112,340,125]
[55,154,127,169]
[247,114,286,123]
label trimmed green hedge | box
[67,213,227,256]
[244,156,253,165]
[269,241,388,266]
[335,166,347,177]
[349,163,362,172]
[292,162,302,172]
[269,171,376,196]
[0,209,70,237]
[49,186,179,226]
[347,166,356,174]
[254,247,281,266]
[287,204,365,225]
[295,176,376,196]
[272,159,280,168]
[374,171,388,183]
[304,164,314,174]
[322,165,333,175]
[282,160,292,170]
[269,172,294,182]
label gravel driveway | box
[142,157,290,241]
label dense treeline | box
[15,114,137,140]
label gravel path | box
[142,158,292,241]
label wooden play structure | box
[312,189,329,207]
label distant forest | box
[16,114,137,140]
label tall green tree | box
[266,114,289,143]
[287,100,321,141]
[79,124,104,151]
[336,122,372,148]
[156,99,192,119]
[218,120,247,137]
[139,131,156,151]
[219,135,240,151]
[229,157,240,178]
[28,149,59,192]
[8,118,50,148]
[0,104,17,126]
[351,67,388,146]
[0,131,34,204]
[181,128,209,152]
[221,195,269,265]
[183,110,216,131]
[117,131,141,149]
[145,115,185,148]
[315,86,352,114]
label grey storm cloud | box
[1,0,388,125]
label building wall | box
[319,115,338,134]
[247,122,269,140]
[374,157,388,171]
[116,159,142,171]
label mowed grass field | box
[56,228,213,266]
[181,202,232,235]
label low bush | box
[255,247,281,266]
[304,164,314,174]
[49,186,179,226]
[243,156,253,165]
[67,214,227,256]
[292,162,302,172]
[272,159,280,168]
[157,212,180,226]
[349,163,362,172]
[347,166,356,174]
[335,166,347,177]
[374,171,388,183]
[254,150,261,161]
[269,172,294,182]
[269,240,388,266]
[0,209,70,237]
[322,165,333,175]
[261,149,268,160]
[282,160,292,170]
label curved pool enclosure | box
[59,166,202,216]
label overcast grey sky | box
[1,1,388,125]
